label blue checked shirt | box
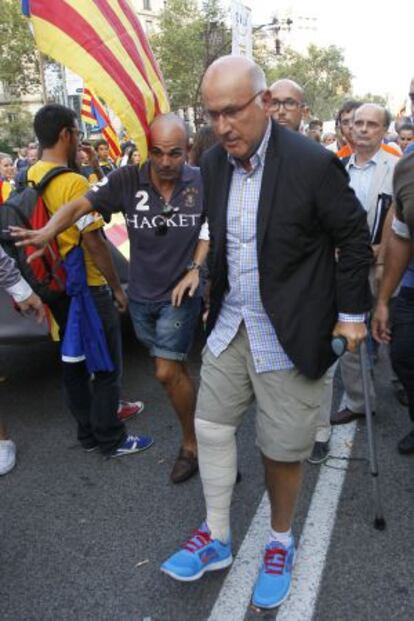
[347,151,379,211]
[207,121,363,373]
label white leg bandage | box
[195,418,238,543]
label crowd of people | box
[1,58,414,611]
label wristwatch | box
[186,261,201,271]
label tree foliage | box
[357,92,388,107]
[0,104,34,147]
[267,44,353,121]
[151,0,231,125]
[151,5,385,124]
[0,0,40,96]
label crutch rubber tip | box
[374,516,386,531]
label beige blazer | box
[346,148,399,233]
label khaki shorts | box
[196,324,326,462]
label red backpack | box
[0,167,71,304]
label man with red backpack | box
[18,104,153,458]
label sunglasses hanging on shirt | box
[155,203,179,236]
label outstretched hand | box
[9,226,49,263]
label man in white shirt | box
[0,245,45,475]
[331,103,399,424]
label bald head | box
[268,79,307,131]
[202,55,266,101]
[355,103,390,129]
[353,103,390,156]
[150,112,187,144]
[148,113,188,183]
[270,79,305,103]
[201,56,270,162]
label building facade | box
[131,0,164,35]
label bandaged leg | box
[195,418,238,543]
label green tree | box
[151,0,231,126]
[267,44,353,121]
[253,39,277,80]
[0,0,40,96]
[0,105,34,147]
[357,92,388,107]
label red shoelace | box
[182,529,211,552]
[263,546,287,575]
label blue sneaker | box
[160,522,233,582]
[111,434,153,458]
[251,539,296,609]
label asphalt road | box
[1,322,413,621]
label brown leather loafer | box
[330,408,365,425]
[170,448,198,484]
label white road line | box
[207,422,357,621]
[277,422,357,621]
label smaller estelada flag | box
[81,88,121,161]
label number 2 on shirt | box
[135,190,150,211]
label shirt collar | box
[349,148,381,169]
[228,119,272,171]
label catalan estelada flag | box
[81,87,121,161]
[21,0,170,160]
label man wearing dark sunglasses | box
[12,113,208,484]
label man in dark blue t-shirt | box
[15,113,208,483]
[88,115,208,483]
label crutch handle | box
[331,336,348,357]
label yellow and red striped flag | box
[81,87,121,161]
[22,0,170,160]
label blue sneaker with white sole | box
[251,538,296,609]
[161,522,232,582]
[111,434,153,458]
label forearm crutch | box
[332,336,386,530]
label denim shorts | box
[128,297,202,361]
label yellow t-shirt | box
[0,179,12,204]
[28,161,106,286]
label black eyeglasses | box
[269,98,303,111]
[155,203,179,236]
[206,90,264,123]
[67,127,85,142]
